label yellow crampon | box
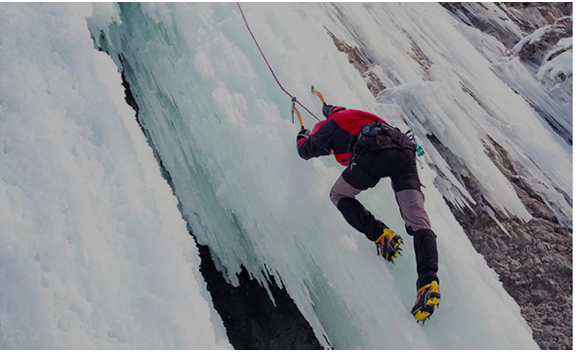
[412,281,441,323]
[375,228,403,262]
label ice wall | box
[89,3,548,349]
[322,3,571,225]
[0,3,230,349]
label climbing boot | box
[375,228,403,262]
[412,280,441,323]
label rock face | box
[327,30,386,97]
[329,3,572,349]
[440,2,572,50]
[513,16,572,66]
[431,135,573,350]
[442,3,573,146]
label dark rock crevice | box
[197,244,323,350]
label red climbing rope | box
[237,2,321,122]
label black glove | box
[297,127,311,141]
[322,103,335,118]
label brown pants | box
[329,147,439,288]
[330,175,431,234]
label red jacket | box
[297,107,388,166]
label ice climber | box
[296,103,441,321]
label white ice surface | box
[86,3,563,349]
[0,3,230,349]
[1,2,570,350]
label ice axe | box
[311,85,326,104]
[291,97,305,131]
[291,85,325,131]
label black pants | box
[330,148,439,289]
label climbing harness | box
[237,2,321,123]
